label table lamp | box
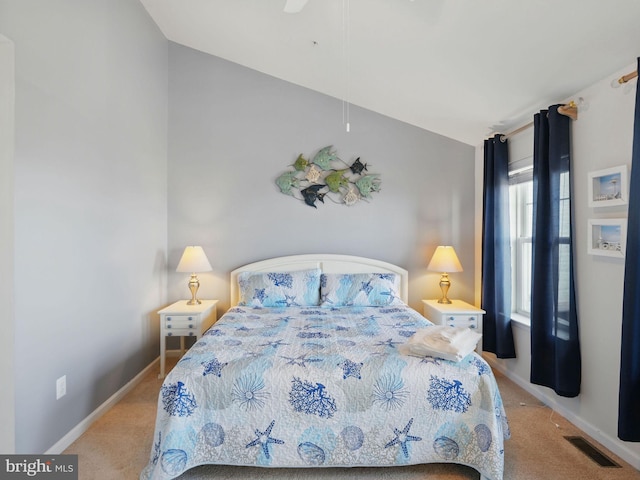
[176,246,212,305]
[427,245,463,304]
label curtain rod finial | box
[558,102,578,121]
[612,70,638,90]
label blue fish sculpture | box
[301,184,327,208]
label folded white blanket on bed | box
[433,326,469,343]
[402,326,482,362]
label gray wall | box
[0,33,16,453]
[166,43,477,314]
[0,0,168,453]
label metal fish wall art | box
[275,146,382,208]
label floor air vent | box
[564,436,621,467]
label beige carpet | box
[64,357,640,480]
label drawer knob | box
[167,332,173,336]
[167,325,171,329]
[188,316,193,320]
[167,317,172,321]
[469,325,476,329]
[188,324,193,329]
[189,332,194,336]
[448,316,455,321]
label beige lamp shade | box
[176,246,212,305]
[427,246,463,273]
[176,246,212,273]
[427,246,463,304]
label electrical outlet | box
[56,375,66,400]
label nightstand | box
[158,299,218,378]
[422,299,485,353]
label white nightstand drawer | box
[444,314,478,329]
[165,315,197,329]
[166,328,197,337]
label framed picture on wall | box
[588,218,626,258]
[588,165,628,208]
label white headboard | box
[230,254,409,305]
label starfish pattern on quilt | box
[375,338,402,348]
[338,359,363,379]
[259,339,290,349]
[201,357,227,377]
[245,420,284,459]
[281,354,322,367]
[384,418,422,458]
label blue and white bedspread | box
[141,305,509,480]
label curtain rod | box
[499,121,533,142]
[498,100,578,142]
[498,67,638,142]
[613,69,638,86]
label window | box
[556,170,572,339]
[509,167,533,317]
[507,128,534,322]
[508,155,571,325]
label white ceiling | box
[140,0,640,145]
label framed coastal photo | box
[588,165,628,208]
[588,218,626,258]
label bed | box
[141,254,509,480]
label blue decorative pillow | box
[238,269,321,307]
[320,273,403,307]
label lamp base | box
[186,273,202,305]
[437,272,452,304]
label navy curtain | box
[619,57,640,441]
[481,135,516,358]
[530,106,581,397]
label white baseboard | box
[485,356,640,471]
[45,357,160,455]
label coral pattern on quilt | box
[141,305,509,480]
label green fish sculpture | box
[355,174,381,198]
[292,154,309,171]
[275,171,300,196]
[313,146,338,170]
[325,169,350,193]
